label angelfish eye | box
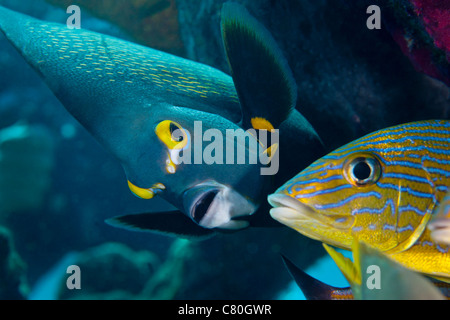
[344,153,381,187]
[170,122,184,142]
[155,120,189,150]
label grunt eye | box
[353,161,371,180]
[344,153,381,187]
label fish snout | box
[268,193,316,225]
[268,193,354,230]
[183,182,257,230]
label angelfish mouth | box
[186,182,257,230]
[191,189,219,224]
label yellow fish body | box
[269,120,450,281]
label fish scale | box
[29,23,237,101]
[271,120,450,280]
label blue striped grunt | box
[269,120,450,281]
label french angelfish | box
[0,4,323,238]
[282,241,449,300]
[269,120,450,281]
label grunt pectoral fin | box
[220,2,297,131]
[106,211,216,240]
[323,243,362,288]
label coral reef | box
[57,230,321,300]
[0,226,28,299]
[57,242,160,299]
[0,123,55,217]
[45,0,184,56]
[383,0,450,87]
[57,240,195,299]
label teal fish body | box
[0,4,323,236]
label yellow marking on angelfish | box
[153,183,166,191]
[166,156,177,174]
[263,143,278,160]
[155,120,189,150]
[128,181,155,199]
[127,181,166,199]
[251,117,274,131]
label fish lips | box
[268,193,354,232]
[268,193,318,226]
[183,181,257,230]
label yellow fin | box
[323,243,361,286]
[251,117,274,131]
[430,275,450,284]
[352,240,362,278]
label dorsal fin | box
[221,2,297,131]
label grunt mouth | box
[268,193,354,230]
[268,194,318,224]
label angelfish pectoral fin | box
[106,211,216,240]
